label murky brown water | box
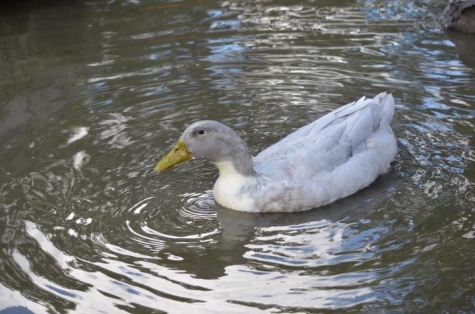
[0,0,474,312]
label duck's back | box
[253,92,396,210]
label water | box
[0,0,474,312]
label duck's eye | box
[198,129,205,135]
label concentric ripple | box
[91,192,220,261]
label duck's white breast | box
[212,161,257,212]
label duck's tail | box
[373,92,395,125]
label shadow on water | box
[0,0,100,180]
[445,30,475,69]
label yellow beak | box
[154,139,193,172]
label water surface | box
[0,0,474,312]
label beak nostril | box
[154,139,192,172]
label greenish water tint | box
[0,0,474,312]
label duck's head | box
[154,120,250,172]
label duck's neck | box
[211,140,261,211]
[214,160,256,179]
[213,143,257,178]
[212,158,258,211]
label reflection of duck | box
[155,92,397,213]
[441,0,475,34]
[182,170,398,279]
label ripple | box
[92,192,220,261]
[245,219,384,269]
[180,191,217,217]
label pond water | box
[0,0,474,312]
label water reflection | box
[0,0,474,312]
[0,0,100,183]
[445,30,475,68]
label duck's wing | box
[254,92,395,181]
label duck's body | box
[155,92,397,213]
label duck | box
[441,0,475,34]
[154,92,397,213]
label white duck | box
[155,92,397,213]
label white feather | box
[213,92,397,212]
